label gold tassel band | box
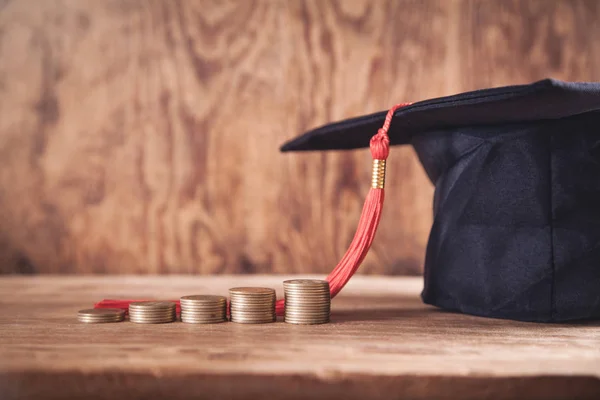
[371,159,386,189]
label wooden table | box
[1,275,599,400]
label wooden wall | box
[0,0,599,275]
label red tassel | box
[275,103,410,315]
[94,103,409,317]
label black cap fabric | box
[281,79,600,322]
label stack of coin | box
[283,279,331,324]
[128,301,176,324]
[77,308,125,323]
[229,287,276,324]
[180,295,227,324]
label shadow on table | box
[330,306,449,323]
[330,307,600,328]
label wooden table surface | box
[1,275,599,400]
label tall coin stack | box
[129,301,176,324]
[229,287,276,324]
[78,308,125,323]
[180,295,227,324]
[283,279,331,324]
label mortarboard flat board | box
[281,78,600,323]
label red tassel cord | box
[274,103,409,315]
[95,103,410,316]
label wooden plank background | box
[0,0,599,275]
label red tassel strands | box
[274,103,410,315]
[94,103,410,317]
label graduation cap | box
[280,79,600,323]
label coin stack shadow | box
[283,279,331,324]
[229,287,276,324]
[180,295,227,324]
[78,308,125,323]
[129,301,176,324]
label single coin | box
[128,312,176,319]
[181,308,225,313]
[78,308,125,316]
[283,289,329,294]
[284,307,330,312]
[229,287,275,295]
[230,312,276,317]
[229,295,276,301]
[229,302,275,308]
[180,308,227,314]
[128,311,176,317]
[181,294,227,302]
[284,320,329,325]
[284,313,330,319]
[77,308,125,323]
[128,313,176,318]
[284,288,329,292]
[283,279,329,285]
[129,301,176,308]
[129,308,176,313]
[230,318,275,324]
[180,304,227,309]
[230,313,276,318]
[229,306,275,311]
[284,300,330,305]
[181,313,225,319]
[229,297,276,302]
[181,318,227,324]
[283,290,330,295]
[284,303,330,308]
[284,293,330,297]
[78,316,124,323]
[78,314,125,320]
[129,320,174,324]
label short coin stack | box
[229,287,276,324]
[78,308,125,323]
[128,301,176,324]
[283,279,331,324]
[180,295,227,324]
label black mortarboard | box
[280,79,600,323]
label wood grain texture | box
[0,0,599,274]
[1,275,600,400]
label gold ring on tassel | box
[371,159,386,189]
